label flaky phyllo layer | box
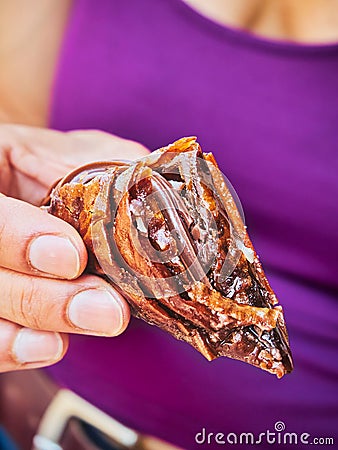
[43,138,293,377]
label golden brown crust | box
[43,137,293,377]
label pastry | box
[42,137,293,377]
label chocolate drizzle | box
[42,137,293,377]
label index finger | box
[0,195,87,279]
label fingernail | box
[28,235,80,279]
[68,289,124,335]
[12,329,63,364]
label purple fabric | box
[47,0,338,448]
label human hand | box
[0,124,149,372]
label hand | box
[0,124,149,373]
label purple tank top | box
[48,0,338,448]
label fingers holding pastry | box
[0,195,87,279]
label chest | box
[49,1,338,287]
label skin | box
[0,0,337,373]
[183,0,338,43]
[0,125,149,372]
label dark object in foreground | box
[43,137,293,377]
